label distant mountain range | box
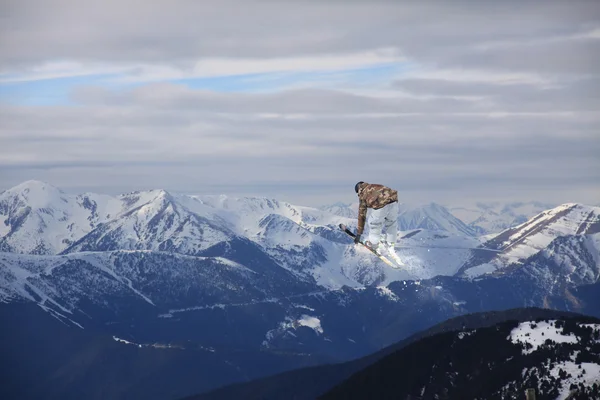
[321,201,478,237]
[449,201,558,235]
[321,200,558,237]
[1,180,599,399]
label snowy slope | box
[450,201,557,234]
[458,203,600,278]
[194,195,355,238]
[63,190,232,255]
[191,195,304,235]
[392,229,491,279]
[500,232,600,300]
[507,320,600,399]
[540,233,600,284]
[184,195,379,286]
[320,202,358,220]
[0,181,123,254]
[0,249,316,309]
[397,202,477,237]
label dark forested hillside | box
[320,314,600,400]
[186,308,597,400]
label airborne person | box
[353,181,403,264]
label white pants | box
[367,201,398,245]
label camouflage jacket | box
[356,183,398,235]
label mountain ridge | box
[2,180,598,304]
[457,203,600,279]
[450,201,558,235]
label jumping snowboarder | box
[353,181,403,265]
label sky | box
[1,0,599,207]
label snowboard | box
[339,223,404,269]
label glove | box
[354,234,361,244]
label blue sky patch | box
[0,62,412,106]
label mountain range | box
[1,180,599,399]
[450,201,558,235]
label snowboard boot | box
[364,240,385,254]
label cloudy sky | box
[1,0,599,207]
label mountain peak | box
[398,202,477,237]
[6,179,61,193]
[1,180,68,209]
[154,189,173,200]
[118,188,176,208]
[515,202,598,233]
[423,202,449,211]
[551,202,578,210]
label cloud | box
[2,1,598,75]
[442,37,600,75]
[1,85,598,206]
[394,76,600,112]
[1,0,599,206]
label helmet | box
[355,181,364,193]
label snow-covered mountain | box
[319,202,358,220]
[63,190,234,255]
[0,181,482,290]
[321,201,477,237]
[457,203,600,279]
[397,202,477,237]
[2,181,597,294]
[0,180,123,254]
[0,248,319,320]
[3,181,598,291]
[450,201,557,235]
